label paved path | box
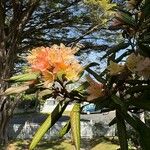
[10,111,115,124]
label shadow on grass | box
[4,137,120,150]
[14,139,73,150]
[81,137,119,150]
[32,138,119,150]
[36,139,72,150]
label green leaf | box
[128,89,150,111]
[85,67,105,83]
[121,112,150,150]
[29,101,68,150]
[29,115,51,150]
[84,62,99,69]
[3,85,29,95]
[130,99,150,111]
[101,42,129,60]
[109,117,117,126]
[117,12,136,27]
[9,72,39,82]
[95,99,110,111]
[143,1,150,18]
[133,115,150,150]
[25,87,39,94]
[38,89,53,99]
[70,103,80,150]
[58,120,71,138]
[126,85,150,94]
[116,50,133,63]
[116,110,128,150]
[141,17,150,29]
[111,95,125,109]
[138,43,150,57]
[139,34,150,44]
[74,82,89,92]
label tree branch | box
[69,24,102,46]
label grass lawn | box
[5,137,120,150]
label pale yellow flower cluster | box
[107,61,125,76]
[107,53,150,80]
[126,53,150,80]
[126,0,138,9]
[96,0,116,15]
[85,0,116,20]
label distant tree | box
[0,0,112,144]
[3,1,150,150]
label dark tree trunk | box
[0,70,15,145]
[0,96,20,145]
[0,0,40,145]
[0,98,10,145]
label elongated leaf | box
[29,114,51,150]
[101,42,129,60]
[126,88,150,112]
[121,112,150,150]
[70,103,80,150]
[133,115,150,150]
[58,120,71,138]
[117,12,136,27]
[25,86,40,94]
[95,99,110,111]
[143,1,150,18]
[38,89,53,99]
[139,34,150,44]
[111,95,125,108]
[29,101,68,150]
[138,43,150,57]
[3,85,29,95]
[116,110,128,150]
[74,82,89,92]
[116,50,133,63]
[109,117,117,126]
[130,99,150,111]
[85,67,105,83]
[84,62,99,69]
[9,72,39,82]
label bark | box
[0,0,40,145]
[0,98,10,145]
[0,95,21,145]
[0,65,17,145]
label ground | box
[5,137,119,150]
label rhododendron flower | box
[27,47,52,72]
[49,44,78,63]
[27,44,83,84]
[126,53,150,79]
[86,76,105,101]
[85,0,116,19]
[135,57,150,80]
[97,0,116,16]
[42,71,54,83]
[107,61,125,75]
[126,53,143,73]
[59,61,83,81]
[126,0,137,9]
[111,18,123,27]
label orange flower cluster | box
[27,44,83,84]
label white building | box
[41,98,73,113]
